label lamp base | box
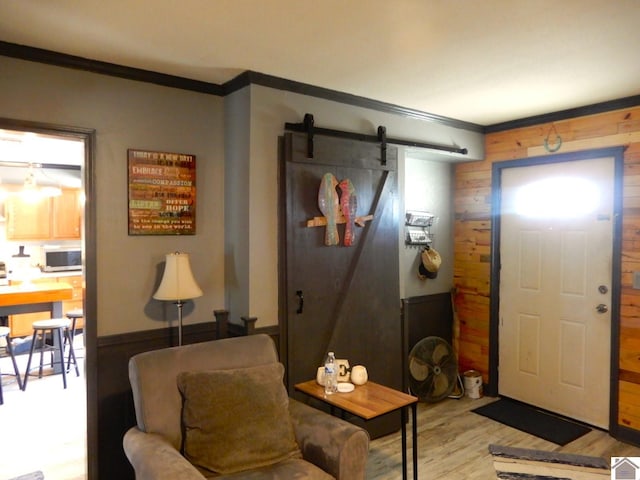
[175,300,185,346]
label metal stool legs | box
[66,326,79,376]
[65,310,82,373]
[5,333,23,390]
[0,327,23,404]
[23,320,77,390]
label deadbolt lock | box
[598,285,608,294]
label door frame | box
[488,146,624,433]
[0,117,97,478]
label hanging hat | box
[417,262,438,280]
[421,247,442,273]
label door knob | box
[596,303,608,314]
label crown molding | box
[485,95,640,133]
[223,70,484,132]
[0,41,483,132]
[3,41,638,135]
[0,41,224,95]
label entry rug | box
[472,398,591,446]
[489,444,610,479]
[8,472,44,480]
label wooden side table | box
[295,380,418,480]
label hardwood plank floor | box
[0,337,86,480]
[366,395,640,479]
[3,340,639,480]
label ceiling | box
[0,1,639,126]
[0,128,83,187]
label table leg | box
[52,300,63,318]
[401,407,408,480]
[412,402,418,480]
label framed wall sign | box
[128,149,196,235]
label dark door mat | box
[472,398,591,446]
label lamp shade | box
[153,252,203,301]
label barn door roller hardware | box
[378,126,387,165]
[284,113,468,161]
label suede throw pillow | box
[177,363,301,475]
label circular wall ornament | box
[543,124,562,152]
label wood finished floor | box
[366,395,640,479]
[2,343,640,480]
[0,338,86,480]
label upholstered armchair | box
[123,334,369,479]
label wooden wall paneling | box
[619,333,640,373]
[619,381,640,430]
[454,104,640,444]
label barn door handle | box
[296,290,304,314]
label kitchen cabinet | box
[5,194,51,240]
[5,188,81,240]
[53,189,82,239]
[8,274,83,337]
[60,274,84,323]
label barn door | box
[280,132,402,436]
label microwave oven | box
[42,246,82,272]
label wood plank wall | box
[453,106,640,435]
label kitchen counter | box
[0,282,73,308]
[7,270,83,282]
[0,282,74,339]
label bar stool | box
[0,326,23,404]
[65,308,84,371]
[22,318,79,390]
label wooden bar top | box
[295,380,418,420]
[0,282,73,307]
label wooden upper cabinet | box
[5,188,81,240]
[5,194,52,240]
[53,189,81,239]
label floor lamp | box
[153,252,203,346]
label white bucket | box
[463,370,483,399]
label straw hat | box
[421,247,442,273]
[417,262,438,280]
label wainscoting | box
[95,314,278,479]
[96,294,451,479]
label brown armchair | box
[123,334,369,479]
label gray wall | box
[0,56,483,333]
[0,56,226,336]
[400,155,455,298]
[0,54,483,478]
[224,84,484,326]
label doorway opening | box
[0,119,96,479]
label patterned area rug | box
[8,472,44,480]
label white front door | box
[498,156,614,428]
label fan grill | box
[408,336,458,403]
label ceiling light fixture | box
[19,164,62,202]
